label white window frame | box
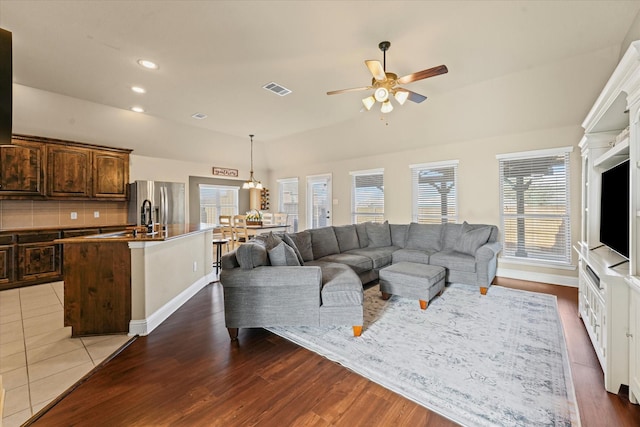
[410,160,459,224]
[350,168,384,224]
[278,177,299,232]
[198,184,239,224]
[497,146,573,266]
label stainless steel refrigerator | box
[128,180,186,226]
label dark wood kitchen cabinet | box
[0,234,15,285]
[0,138,45,196]
[0,134,131,201]
[16,231,61,283]
[92,150,129,199]
[47,145,92,198]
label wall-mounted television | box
[600,159,629,258]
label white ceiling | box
[1,1,639,167]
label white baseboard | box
[129,272,216,336]
[496,267,578,287]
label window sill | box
[499,256,577,271]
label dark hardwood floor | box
[27,278,640,426]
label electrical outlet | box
[193,261,197,272]
[94,211,100,218]
[70,212,78,220]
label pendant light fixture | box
[242,134,263,190]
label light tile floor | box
[0,282,131,427]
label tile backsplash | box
[0,200,129,230]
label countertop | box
[56,223,215,243]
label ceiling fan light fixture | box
[374,87,389,102]
[381,100,393,113]
[362,96,375,111]
[394,90,409,105]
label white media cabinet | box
[578,40,640,402]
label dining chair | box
[232,215,250,245]
[219,215,234,250]
[274,212,288,225]
[262,212,273,225]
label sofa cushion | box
[355,222,369,248]
[366,220,391,248]
[309,226,340,259]
[390,224,408,248]
[430,250,476,273]
[282,234,305,265]
[441,223,464,251]
[346,246,397,269]
[392,248,431,265]
[285,231,314,262]
[263,231,283,250]
[236,242,268,270]
[268,241,301,266]
[317,253,373,275]
[454,222,492,256]
[334,224,360,253]
[306,261,363,307]
[406,223,443,251]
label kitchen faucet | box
[141,199,153,233]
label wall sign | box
[212,167,238,177]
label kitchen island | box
[57,224,214,337]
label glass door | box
[307,174,332,228]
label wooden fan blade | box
[327,86,372,95]
[365,60,387,81]
[397,65,448,85]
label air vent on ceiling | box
[191,112,208,120]
[263,82,292,96]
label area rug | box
[267,284,580,427]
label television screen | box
[600,159,629,258]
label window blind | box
[351,169,384,224]
[198,184,239,224]
[498,150,571,264]
[411,161,458,224]
[278,178,299,232]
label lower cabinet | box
[629,277,640,404]
[0,243,14,285]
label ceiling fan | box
[327,41,448,113]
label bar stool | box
[212,238,230,281]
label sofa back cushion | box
[285,231,314,262]
[390,224,408,248]
[236,242,268,269]
[355,222,369,248]
[405,223,443,251]
[334,224,360,253]
[442,222,499,251]
[309,226,340,259]
[366,221,391,248]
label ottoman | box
[379,262,446,309]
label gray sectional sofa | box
[220,221,502,340]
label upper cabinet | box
[0,134,132,201]
[0,138,45,196]
[47,145,91,198]
[92,150,129,199]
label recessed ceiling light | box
[130,106,145,113]
[131,86,146,94]
[137,59,159,70]
[191,112,208,120]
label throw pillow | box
[263,231,283,250]
[334,224,360,252]
[268,242,301,266]
[389,224,408,248]
[453,222,492,256]
[282,233,305,266]
[366,221,391,248]
[236,242,268,270]
[355,222,369,248]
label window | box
[351,169,384,224]
[497,147,572,265]
[411,161,458,224]
[278,178,299,232]
[198,184,239,224]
